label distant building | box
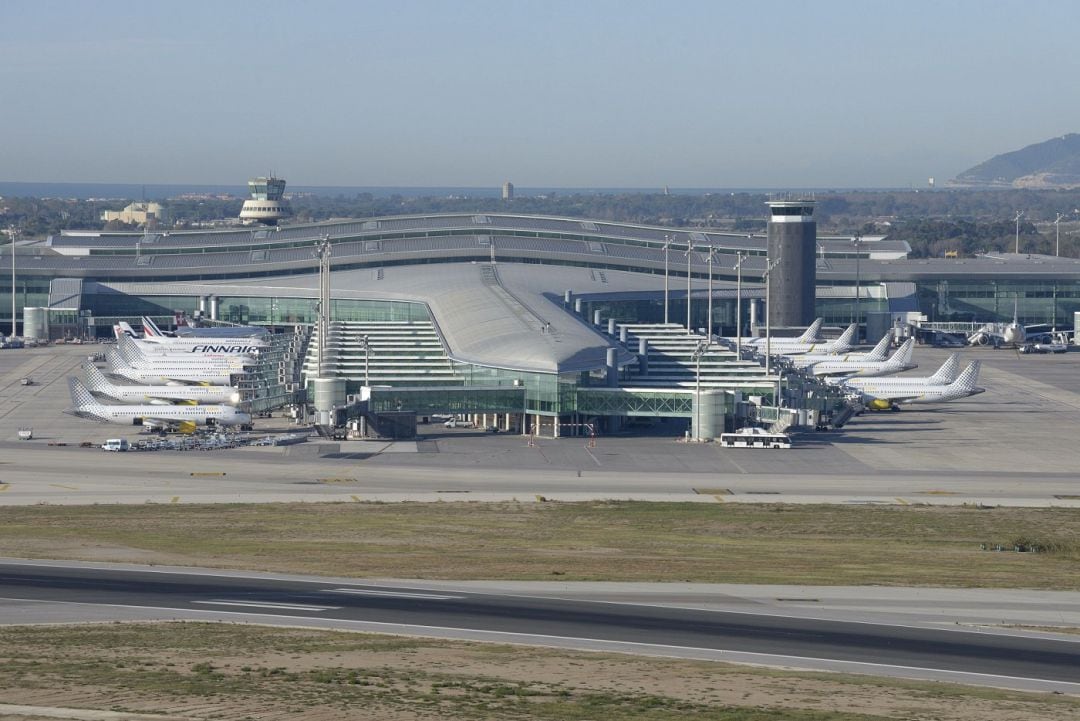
[239,176,290,225]
[100,202,167,228]
[502,181,514,201]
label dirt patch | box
[0,623,1076,721]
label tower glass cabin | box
[239,176,289,225]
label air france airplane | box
[82,362,241,406]
[142,317,269,345]
[67,378,251,433]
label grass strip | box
[0,501,1077,588]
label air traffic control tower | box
[239,176,289,225]
[766,199,817,328]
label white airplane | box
[142,316,269,342]
[106,348,247,386]
[113,339,253,370]
[806,337,917,378]
[743,318,824,348]
[749,323,858,356]
[966,297,1041,348]
[67,378,251,433]
[82,362,241,406]
[844,358,983,409]
[115,322,266,354]
[783,333,892,368]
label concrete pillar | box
[619,325,628,343]
[637,338,648,374]
[593,309,603,326]
[749,298,757,336]
[198,296,207,316]
[606,347,618,387]
[574,298,583,315]
[607,318,616,336]
[564,290,573,307]
[208,296,218,320]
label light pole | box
[706,246,717,346]
[852,232,862,343]
[359,333,370,386]
[312,234,332,379]
[733,251,748,358]
[762,256,781,378]
[1055,212,1066,257]
[684,242,693,335]
[1014,210,1024,254]
[6,225,16,340]
[691,340,708,441]
[662,235,671,324]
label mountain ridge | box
[954,134,1080,188]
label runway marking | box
[193,600,340,612]
[48,484,77,490]
[322,588,465,601]
[0,484,9,492]
[5,596,1077,693]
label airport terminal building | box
[7,211,1080,434]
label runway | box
[1,560,1078,693]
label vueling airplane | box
[749,323,858,356]
[783,333,893,367]
[744,318,824,347]
[67,378,251,433]
[105,348,246,386]
[82,362,240,405]
[805,338,917,378]
[844,358,983,409]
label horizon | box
[5,1,1080,188]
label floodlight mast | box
[684,242,693,335]
[762,256,781,377]
[6,226,15,340]
[734,250,748,358]
[1014,210,1024,254]
[662,235,671,324]
[1055,213,1066,257]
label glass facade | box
[917,279,1080,326]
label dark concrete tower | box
[766,199,817,327]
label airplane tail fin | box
[796,318,824,343]
[927,353,961,385]
[951,361,981,393]
[887,338,915,366]
[117,321,139,338]
[105,346,124,371]
[863,334,892,362]
[830,323,856,352]
[82,362,114,393]
[68,377,100,408]
[142,316,165,337]
[117,337,146,364]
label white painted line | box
[322,587,464,600]
[193,600,340,612]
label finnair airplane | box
[783,334,892,367]
[751,323,858,356]
[82,362,240,405]
[805,338,917,378]
[844,358,983,409]
[113,340,252,370]
[67,378,251,432]
[114,322,266,354]
[106,348,246,386]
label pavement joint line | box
[47,484,77,490]
[321,588,465,600]
[192,600,341,612]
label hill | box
[954,134,1080,188]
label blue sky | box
[4,0,1079,188]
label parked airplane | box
[116,321,268,352]
[105,348,246,386]
[113,324,262,356]
[749,323,858,356]
[805,338,916,378]
[143,316,268,341]
[783,333,892,367]
[82,362,240,405]
[114,338,252,369]
[844,358,982,409]
[67,378,251,433]
[744,318,824,346]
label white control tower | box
[239,176,289,225]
